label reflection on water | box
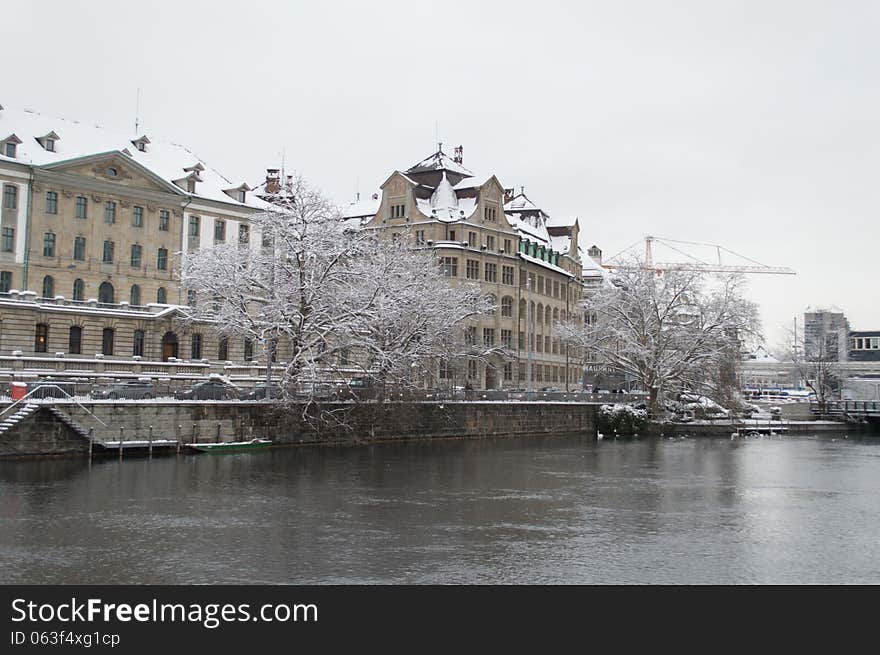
[2,434,879,584]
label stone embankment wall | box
[0,401,598,458]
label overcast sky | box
[9,0,879,348]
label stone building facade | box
[355,147,586,390]
[0,104,267,365]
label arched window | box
[72,279,84,301]
[186,289,196,307]
[243,338,254,362]
[553,307,559,323]
[501,296,513,317]
[545,306,552,325]
[156,287,167,304]
[536,303,544,324]
[191,333,202,360]
[130,284,141,306]
[486,293,496,315]
[41,275,54,299]
[34,323,49,353]
[530,301,536,324]
[133,330,144,357]
[98,281,114,304]
[102,328,114,355]
[519,298,526,320]
[68,326,82,355]
[218,337,228,361]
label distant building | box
[803,310,850,363]
[849,331,880,362]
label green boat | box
[187,438,272,453]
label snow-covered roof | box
[505,212,550,245]
[549,234,571,255]
[0,105,268,210]
[342,195,381,220]
[546,215,577,228]
[503,192,542,213]
[453,173,492,190]
[519,253,574,278]
[406,149,473,177]
[745,346,779,363]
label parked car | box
[239,383,285,400]
[336,377,379,400]
[174,379,239,400]
[90,380,156,400]
[292,381,335,400]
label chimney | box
[588,245,603,265]
[265,168,280,194]
[453,145,463,164]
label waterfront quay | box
[0,399,599,459]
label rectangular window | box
[503,239,512,253]
[449,230,456,241]
[518,331,525,350]
[465,326,476,346]
[133,330,145,357]
[43,233,56,257]
[34,324,48,353]
[46,191,58,214]
[157,248,168,270]
[486,235,495,251]
[416,230,425,245]
[130,244,142,267]
[502,266,514,285]
[214,219,226,242]
[188,215,200,238]
[467,360,477,380]
[74,236,86,261]
[218,337,229,361]
[132,206,144,227]
[102,240,114,263]
[4,142,15,158]
[75,196,88,219]
[104,201,116,224]
[1,227,13,252]
[545,335,551,353]
[102,328,114,356]
[191,334,202,360]
[244,338,254,362]
[159,209,169,231]
[466,259,480,280]
[553,281,560,298]
[537,276,544,295]
[3,185,17,209]
[536,335,543,353]
[68,326,82,355]
[503,362,512,381]
[439,257,458,277]
[483,328,495,347]
[520,270,527,287]
[468,231,477,247]
[0,271,11,292]
[239,224,249,244]
[501,329,512,348]
[485,262,497,283]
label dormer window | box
[131,135,150,152]
[2,134,21,158]
[238,190,246,203]
[37,131,60,152]
[186,179,195,193]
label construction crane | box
[603,236,796,275]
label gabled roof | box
[0,105,269,209]
[503,191,541,213]
[406,148,473,177]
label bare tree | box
[558,262,760,413]
[779,320,841,413]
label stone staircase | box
[43,406,92,441]
[0,403,40,435]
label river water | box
[2,434,879,584]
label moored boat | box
[187,438,272,453]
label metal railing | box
[0,384,109,427]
